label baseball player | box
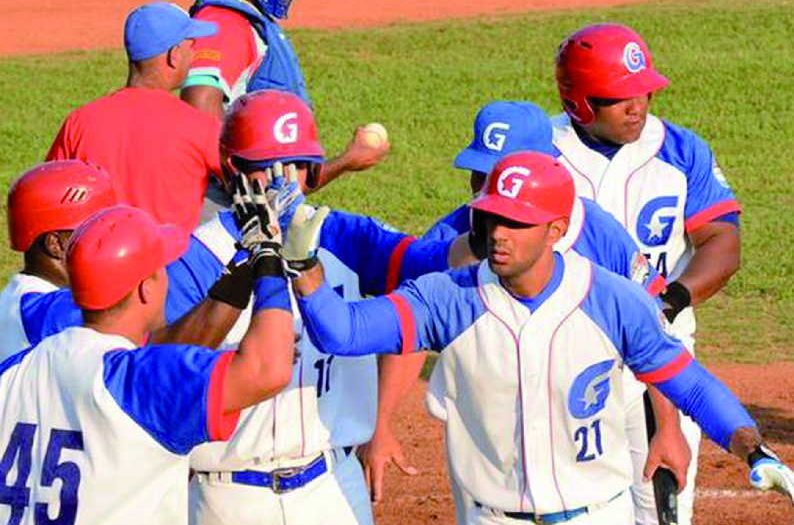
[0,162,285,359]
[47,2,222,235]
[180,0,389,198]
[185,89,471,525]
[362,101,685,516]
[294,151,794,524]
[552,23,742,524]
[0,200,296,525]
[0,160,116,359]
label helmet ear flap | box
[561,96,595,126]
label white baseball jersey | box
[189,209,448,470]
[551,113,741,343]
[297,250,692,515]
[0,273,60,359]
[0,326,238,525]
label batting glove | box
[749,450,794,503]
[281,204,330,277]
[265,162,305,236]
[231,172,284,278]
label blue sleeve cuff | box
[252,276,290,313]
[654,360,757,450]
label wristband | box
[252,254,285,279]
[748,443,780,468]
[660,281,691,321]
[252,276,291,313]
[208,261,253,309]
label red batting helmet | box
[470,151,574,225]
[555,23,669,125]
[221,89,325,169]
[67,205,187,310]
[7,160,117,252]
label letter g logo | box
[274,112,298,144]
[496,166,529,199]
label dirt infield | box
[0,0,649,56]
[377,362,794,525]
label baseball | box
[361,122,388,148]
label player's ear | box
[547,217,570,245]
[137,271,160,305]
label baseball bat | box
[643,392,679,525]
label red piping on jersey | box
[646,274,667,297]
[387,294,417,355]
[385,237,416,293]
[546,261,594,512]
[684,200,742,233]
[635,349,693,384]
[476,284,535,512]
[207,351,241,441]
[299,361,306,457]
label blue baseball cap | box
[124,2,218,61]
[454,101,554,174]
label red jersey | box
[186,5,265,103]
[47,87,222,235]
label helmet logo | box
[622,42,646,73]
[483,122,510,152]
[274,112,299,144]
[61,186,88,204]
[496,166,529,199]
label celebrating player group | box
[1,1,792,524]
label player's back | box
[0,327,195,525]
[0,274,58,359]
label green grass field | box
[1,0,792,362]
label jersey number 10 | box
[0,422,84,525]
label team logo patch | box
[496,166,529,199]
[623,42,647,74]
[482,122,510,152]
[274,112,298,144]
[568,359,615,419]
[636,196,679,247]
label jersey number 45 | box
[0,422,84,525]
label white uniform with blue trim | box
[0,326,236,525]
[0,274,59,359]
[552,113,741,525]
[188,209,447,525]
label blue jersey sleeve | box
[166,212,242,324]
[653,360,756,450]
[298,266,484,356]
[19,290,83,346]
[422,205,471,242]
[319,210,451,296]
[658,122,741,232]
[103,345,239,455]
[575,199,665,296]
[580,265,687,375]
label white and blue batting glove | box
[750,456,794,504]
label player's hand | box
[281,204,330,276]
[750,458,794,503]
[231,171,283,275]
[264,162,305,235]
[643,425,691,492]
[340,126,390,172]
[358,425,418,504]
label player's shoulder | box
[584,262,652,314]
[193,3,254,26]
[657,117,713,174]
